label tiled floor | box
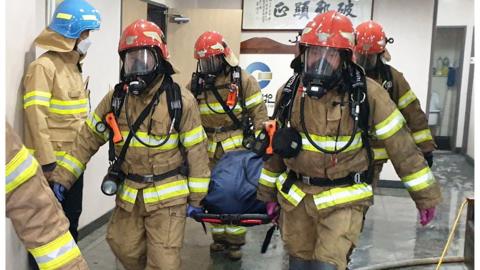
[78,152,473,269]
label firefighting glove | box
[266,202,280,224]
[423,152,434,168]
[51,183,66,202]
[419,207,436,226]
[187,205,204,218]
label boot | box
[210,241,226,253]
[289,256,310,270]
[227,244,243,261]
[310,260,337,270]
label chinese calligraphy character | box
[293,1,311,20]
[274,2,290,17]
[337,0,357,17]
[315,0,330,13]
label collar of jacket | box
[35,28,77,53]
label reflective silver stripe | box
[34,239,76,264]
[6,153,34,186]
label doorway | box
[428,26,466,150]
[147,3,168,40]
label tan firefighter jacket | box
[6,123,88,270]
[257,77,442,212]
[188,68,268,158]
[23,28,89,169]
[370,65,436,162]
[50,76,210,211]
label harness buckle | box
[143,175,154,183]
[301,175,311,185]
[353,173,362,184]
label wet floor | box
[78,152,473,269]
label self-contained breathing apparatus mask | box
[121,47,166,96]
[302,46,344,99]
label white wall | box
[78,0,121,228]
[5,0,120,269]
[436,0,474,148]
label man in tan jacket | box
[6,122,89,270]
[354,20,436,187]
[257,11,441,270]
[189,31,269,260]
[50,20,210,270]
[22,1,101,258]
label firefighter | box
[257,11,441,270]
[22,0,101,250]
[354,20,436,187]
[188,31,269,260]
[6,122,89,270]
[49,20,210,270]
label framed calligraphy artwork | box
[242,0,373,30]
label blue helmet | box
[49,0,101,39]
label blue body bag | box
[202,150,267,215]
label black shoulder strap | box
[111,83,127,117]
[165,76,183,132]
[379,63,394,99]
[273,73,301,124]
[232,66,246,110]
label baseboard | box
[78,209,113,241]
[465,155,474,166]
[377,180,404,189]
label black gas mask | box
[301,46,343,99]
[121,47,164,96]
[190,56,224,96]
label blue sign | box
[245,62,272,89]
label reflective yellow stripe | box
[301,132,363,153]
[180,125,207,148]
[188,177,210,193]
[49,98,89,115]
[276,173,305,207]
[199,102,242,115]
[220,135,244,151]
[373,148,389,160]
[245,92,263,109]
[255,129,262,137]
[55,152,85,178]
[86,112,108,141]
[207,141,218,158]
[56,12,73,20]
[401,167,435,192]
[6,146,39,194]
[374,109,405,140]
[413,129,433,144]
[313,183,373,210]
[23,91,52,108]
[143,180,190,204]
[226,225,247,235]
[118,183,138,204]
[398,89,417,110]
[118,131,179,150]
[29,231,81,270]
[259,168,280,188]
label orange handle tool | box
[226,84,238,108]
[105,112,123,143]
[265,120,277,155]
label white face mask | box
[76,38,92,55]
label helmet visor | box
[199,55,224,74]
[354,52,378,71]
[124,48,157,77]
[303,47,341,77]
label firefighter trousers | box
[279,197,365,270]
[106,193,187,270]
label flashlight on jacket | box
[101,167,125,196]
